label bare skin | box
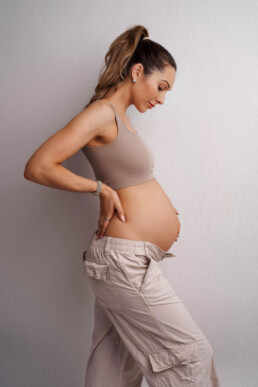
[104,179,180,251]
[88,64,181,251]
[24,62,181,251]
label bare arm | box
[24,162,98,193]
[24,101,113,194]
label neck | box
[105,80,134,114]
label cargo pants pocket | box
[148,341,205,383]
[83,249,125,312]
[83,259,109,279]
[116,252,161,293]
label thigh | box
[104,249,213,385]
[84,246,219,386]
[109,248,205,343]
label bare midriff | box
[104,178,179,251]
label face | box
[131,63,176,111]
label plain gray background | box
[1,1,258,386]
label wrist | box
[100,183,112,197]
[91,180,103,196]
[91,180,112,197]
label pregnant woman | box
[24,25,220,386]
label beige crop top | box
[81,102,155,190]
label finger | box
[99,220,110,237]
[97,213,105,238]
[115,202,126,222]
[97,220,106,238]
[99,213,113,238]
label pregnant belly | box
[104,179,179,251]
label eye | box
[158,86,164,91]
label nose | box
[156,95,165,105]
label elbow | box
[23,162,41,181]
[24,167,35,181]
[24,169,33,180]
[24,163,31,180]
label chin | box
[134,104,144,113]
[142,103,150,112]
[134,102,149,113]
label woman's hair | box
[84,24,177,109]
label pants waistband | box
[84,231,176,263]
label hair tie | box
[143,36,150,40]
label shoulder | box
[86,100,116,134]
[85,99,115,122]
[77,99,116,139]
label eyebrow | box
[160,79,171,90]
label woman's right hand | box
[96,184,126,239]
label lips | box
[148,101,154,108]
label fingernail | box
[121,215,125,222]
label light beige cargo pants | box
[83,231,221,387]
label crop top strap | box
[106,101,119,124]
[107,102,116,115]
[107,102,125,131]
[106,102,137,135]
